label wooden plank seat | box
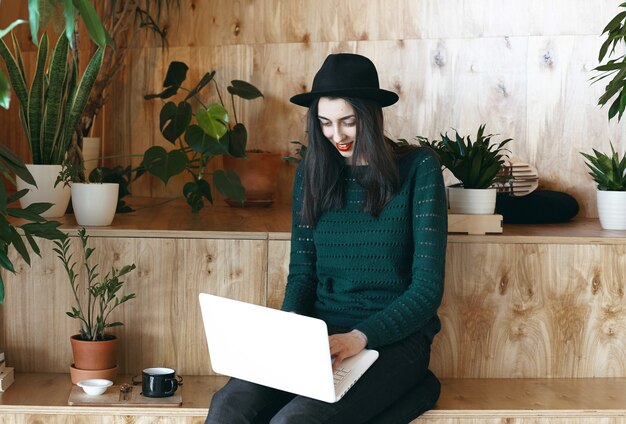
[2,373,626,423]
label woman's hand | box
[328,330,368,369]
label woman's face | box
[317,97,357,162]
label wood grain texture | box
[3,374,626,423]
[2,0,624,216]
[3,205,626,377]
[431,243,626,378]
[0,236,267,376]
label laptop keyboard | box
[333,366,351,386]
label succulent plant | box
[417,124,512,189]
[581,143,626,191]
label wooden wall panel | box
[2,0,625,216]
[268,239,626,379]
[527,35,624,218]
[431,243,626,378]
[0,236,267,376]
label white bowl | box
[77,379,113,395]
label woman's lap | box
[206,332,439,424]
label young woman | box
[206,53,448,424]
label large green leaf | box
[163,61,189,88]
[159,101,192,143]
[42,35,70,164]
[20,220,66,240]
[184,71,216,101]
[227,80,264,100]
[0,144,34,185]
[183,179,212,213]
[58,46,105,164]
[28,33,49,165]
[196,103,229,140]
[141,146,188,185]
[228,123,247,158]
[28,0,40,44]
[185,124,228,157]
[73,0,108,47]
[213,169,245,203]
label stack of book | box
[0,350,15,392]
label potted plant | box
[56,161,120,226]
[53,227,136,383]
[418,124,512,214]
[143,60,264,212]
[0,144,66,304]
[223,149,284,207]
[581,143,626,230]
[0,32,105,217]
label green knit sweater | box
[281,148,448,349]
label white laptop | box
[199,293,379,403]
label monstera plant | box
[143,61,264,212]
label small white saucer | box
[76,379,113,396]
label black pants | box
[206,332,440,424]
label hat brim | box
[290,88,399,108]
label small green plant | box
[53,228,136,341]
[581,143,626,191]
[282,140,308,164]
[417,124,512,189]
[143,61,264,212]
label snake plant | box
[0,32,104,165]
[418,124,512,189]
[581,143,626,191]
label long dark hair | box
[300,97,411,226]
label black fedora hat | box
[290,53,399,108]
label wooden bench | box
[2,198,626,422]
[2,374,626,423]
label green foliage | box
[592,2,626,122]
[0,32,105,164]
[417,124,512,189]
[143,61,264,212]
[581,143,626,191]
[53,228,136,341]
[282,140,308,164]
[1,0,112,111]
[0,144,67,304]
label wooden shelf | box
[2,374,626,423]
[10,196,626,244]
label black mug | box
[135,367,183,398]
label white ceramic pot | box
[15,164,71,218]
[597,190,626,230]
[82,137,101,180]
[448,186,497,215]
[71,183,119,226]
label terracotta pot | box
[69,364,118,385]
[70,334,119,370]
[222,152,283,207]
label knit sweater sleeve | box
[354,149,448,348]
[280,166,318,314]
